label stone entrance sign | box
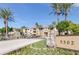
[56,36,79,51]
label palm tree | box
[0,8,13,38]
[35,22,39,28]
[35,22,43,37]
[21,26,27,29]
[49,4,62,47]
[62,3,73,20]
[50,3,62,24]
[48,21,56,30]
[48,21,56,38]
[35,22,43,30]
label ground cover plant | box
[7,40,79,55]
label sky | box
[0,3,79,28]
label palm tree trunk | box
[57,14,59,24]
[65,13,67,21]
[5,19,8,38]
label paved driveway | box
[0,38,44,55]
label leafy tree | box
[56,20,70,35]
[74,25,79,34]
[8,27,13,32]
[0,27,13,35]
[68,22,79,34]
[56,20,79,35]
[0,28,5,34]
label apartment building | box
[10,26,58,38]
[22,27,58,38]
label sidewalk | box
[0,38,44,55]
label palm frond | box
[62,3,73,15]
[0,8,14,22]
[8,17,15,22]
[50,3,62,15]
[49,12,53,15]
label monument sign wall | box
[56,36,79,51]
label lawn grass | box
[7,40,79,55]
[31,40,47,48]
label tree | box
[0,27,13,35]
[62,3,73,20]
[50,3,62,24]
[21,26,27,29]
[0,27,5,35]
[68,22,79,34]
[8,27,13,32]
[35,22,43,30]
[56,20,70,35]
[0,8,14,38]
[35,22,39,28]
[48,21,56,30]
[73,24,79,34]
[50,3,74,21]
[35,22,43,37]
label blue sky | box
[0,3,79,28]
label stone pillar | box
[46,27,56,48]
[50,29,56,48]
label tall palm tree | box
[62,3,73,20]
[0,8,13,38]
[49,4,62,47]
[50,3,62,24]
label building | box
[21,26,58,38]
[9,26,58,39]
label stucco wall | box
[56,36,79,51]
